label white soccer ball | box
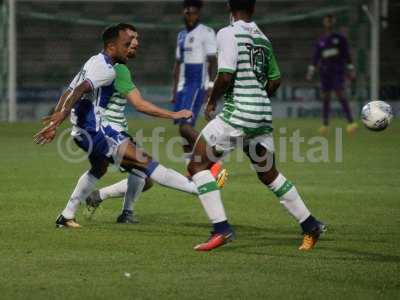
[361,100,393,131]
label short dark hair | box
[118,23,137,33]
[228,0,256,12]
[102,23,136,47]
[183,0,203,9]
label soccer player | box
[187,0,325,251]
[307,14,358,135]
[85,24,153,224]
[85,25,226,223]
[34,23,204,229]
[171,0,222,175]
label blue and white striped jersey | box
[67,52,116,135]
[176,24,217,91]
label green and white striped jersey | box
[216,20,281,136]
[103,64,136,132]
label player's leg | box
[175,88,222,176]
[319,72,333,135]
[244,138,325,250]
[334,89,358,134]
[86,171,152,206]
[116,171,146,224]
[87,179,128,207]
[320,91,331,135]
[179,123,199,164]
[85,172,153,223]
[174,90,194,165]
[118,140,198,195]
[187,118,235,251]
[56,154,109,228]
[56,131,111,228]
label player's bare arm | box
[206,55,217,98]
[171,61,180,103]
[41,89,71,126]
[33,80,92,145]
[205,72,232,120]
[127,88,192,120]
[266,78,281,97]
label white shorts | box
[200,117,274,156]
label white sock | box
[99,179,128,201]
[122,172,146,212]
[150,164,197,194]
[268,173,310,223]
[192,170,227,223]
[62,171,98,219]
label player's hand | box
[33,111,68,145]
[41,115,52,126]
[33,126,57,145]
[205,101,216,121]
[172,109,193,120]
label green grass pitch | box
[0,118,399,299]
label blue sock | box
[143,160,159,177]
[300,215,318,233]
[213,220,231,234]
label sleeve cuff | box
[268,74,281,80]
[121,86,136,97]
[218,68,235,74]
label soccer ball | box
[361,100,393,131]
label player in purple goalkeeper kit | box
[307,15,358,135]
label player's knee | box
[88,158,109,179]
[257,168,279,186]
[179,124,192,138]
[143,178,153,192]
[187,161,208,176]
[89,166,107,179]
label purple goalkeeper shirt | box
[312,32,351,77]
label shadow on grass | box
[318,247,400,263]
[79,213,338,254]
